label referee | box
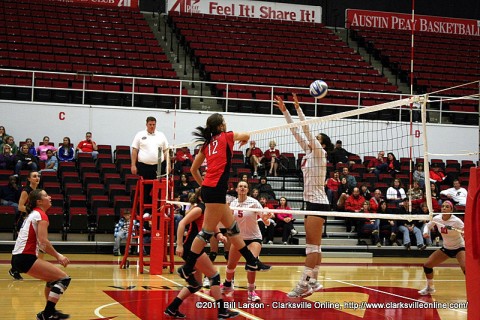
[131,116,169,209]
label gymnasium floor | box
[0,254,467,320]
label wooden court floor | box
[0,253,467,320]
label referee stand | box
[119,177,175,274]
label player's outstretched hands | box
[274,95,286,112]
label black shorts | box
[201,185,227,204]
[440,246,465,258]
[305,202,329,221]
[244,239,262,246]
[11,254,37,273]
[219,228,227,235]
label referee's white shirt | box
[131,130,169,165]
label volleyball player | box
[275,94,333,298]
[418,200,465,295]
[222,180,271,302]
[11,189,71,320]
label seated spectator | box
[113,210,138,256]
[274,197,296,245]
[257,194,275,244]
[341,166,357,190]
[377,200,398,246]
[5,135,18,155]
[408,180,424,210]
[263,140,281,176]
[172,193,187,242]
[0,144,15,170]
[76,131,98,160]
[41,149,58,173]
[357,201,380,246]
[15,144,39,175]
[397,201,426,250]
[330,140,357,166]
[413,163,425,188]
[367,151,385,173]
[255,176,276,200]
[174,147,193,175]
[360,184,371,201]
[440,179,467,206]
[175,173,194,202]
[386,178,407,208]
[429,163,448,186]
[344,187,366,232]
[0,126,7,148]
[417,202,441,246]
[58,137,75,162]
[0,175,21,214]
[336,176,352,210]
[429,182,442,212]
[24,138,37,158]
[369,189,383,212]
[326,170,341,210]
[245,140,264,178]
[374,152,400,179]
[250,187,260,200]
[37,136,57,162]
[240,173,249,184]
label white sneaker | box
[309,281,323,292]
[248,291,261,302]
[221,281,234,294]
[287,284,313,298]
[418,286,436,296]
[291,229,298,236]
[203,277,210,288]
[267,241,273,245]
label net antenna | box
[419,94,433,220]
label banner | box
[167,0,322,23]
[50,0,139,9]
[346,9,480,36]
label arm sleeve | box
[282,110,309,152]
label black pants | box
[258,220,274,243]
[137,161,165,211]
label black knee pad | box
[226,221,240,236]
[209,272,221,287]
[187,285,201,294]
[223,251,229,261]
[196,229,214,243]
[423,266,433,275]
[209,252,217,263]
[47,276,71,290]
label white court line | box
[326,277,467,315]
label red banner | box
[346,9,480,36]
[49,0,139,9]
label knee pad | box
[196,229,214,243]
[306,244,320,255]
[223,251,229,261]
[208,251,218,263]
[187,285,201,294]
[209,272,221,287]
[423,266,433,275]
[226,221,240,237]
[48,276,71,299]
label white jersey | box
[301,149,329,204]
[424,215,464,250]
[230,196,263,241]
[12,209,48,255]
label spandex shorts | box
[305,202,329,221]
[244,239,262,246]
[201,185,227,204]
[440,246,465,258]
[11,254,37,273]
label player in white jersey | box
[11,189,71,320]
[275,94,334,298]
[418,200,465,295]
[222,181,271,302]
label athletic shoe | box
[9,268,23,280]
[418,286,436,296]
[245,259,272,272]
[418,244,427,250]
[221,282,234,294]
[53,310,70,319]
[177,266,200,287]
[36,311,62,320]
[248,291,261,302]
[376,242,382,247]
[308,281,324,292]
[267,241,273,245]
[203,276,210,288]
[404,243,411,250]
[290,229,298,236]
[287,284,313,298]
[218,309,239,319]
[164,308,186,318]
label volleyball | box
[309,80,328,99]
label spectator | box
[255,176,276,200]
[76,131,99,160]
[0,175,21,214]
[336,176,351,210]
[369,189,383,212]
[357,201,380,246]
[5,135,19,155]
[263,140,280,176]
[429,163,447,185]
[41,149,58,173]
[245,140,264,178]
[344,187,366,232]
[440,179,467,206]
[360,184,371,201]
[326,170,341,210]
[341,166,357,190]
[413,162,425,188]
[274,197,296,245]
[113,210,138,256]
[24,138,37,158]
[15,144,39,175]
[175,173,194,202]
[174,147,193,175]
[37,136,57,162]
[386,178,407,208]
[57,137,75,162]
[367,151,385,173]
[0,126,7,148]
[330,140,357,166]
[374,152,400,179]
[429,182,442,212]
[250,187,260,200]
[0,144,15,170]
[397,201,426,250]
[377,200,398,246]
[408,180,424,210]
[257,195,275,244]
[240,173,249,184]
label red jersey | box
[201,131,234,188]
[248,147,263,158]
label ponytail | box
[192,113,224,146]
